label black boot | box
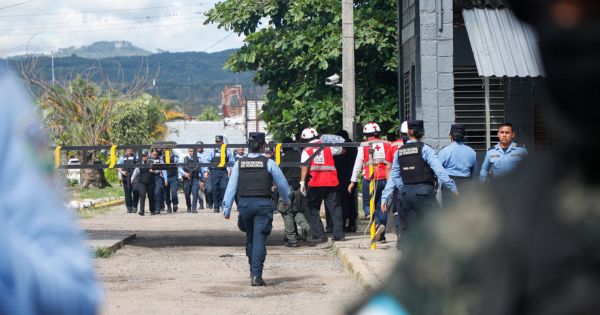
[173,204,178,212]
[167,204,172,213]
[251,276,266,286]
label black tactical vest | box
[183,155,200,179]
[237,156,273,198]
[397,142,436,185]
[165,154,178,177]
[139,161,153,183]
[211,150,227,170]
[122,155,137,176]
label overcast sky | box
[0,0,245,57]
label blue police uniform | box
[0,71,101,314]
[223,153,291,281]
[181,154,202,212]
[438,141,477,207]
[163,153,183,212]
[382,139,457,241]
[118,154,139,213]
[207,147,235,213]
[479,142,528,182]
[197,150,211,208]
[152,154,168,212]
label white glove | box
[299,181,307,196]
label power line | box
[0,0,35,10]
[203,32,235,51]
[0,2,205,18]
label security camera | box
[325,74,340,86]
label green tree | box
[205,0,398,140]
[196,106,221,121]
[109,93,166,144]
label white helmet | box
[363,122,380,134]
[301,127,319,140]
[400,121,408,134]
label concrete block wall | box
[416,0,454,149]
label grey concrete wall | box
[417,0,454,149]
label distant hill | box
[54,41,151,58]
[3,49,265,115]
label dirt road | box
[80,204,363,315]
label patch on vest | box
[313,152,325,164]
[398,147,419,156]
[371,143,386,160]
[240,160,265,168]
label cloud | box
[0,0,244,56]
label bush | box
[104,169,120,184]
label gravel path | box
[80,202,363,315]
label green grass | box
[95,247,114,258]
[71,185,124,200]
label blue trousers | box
[183,178,201,210]
[207,169,228,210]
[399,184,439,240]
[154,175,165,211]
[237,197,274,277]
[165,175,179,206]
[122,177,139,211]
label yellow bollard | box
[275,143,282,165]
[54,146,62,169]
[165,148,171,164]
[369,162,376,250]
[108,145,118,168]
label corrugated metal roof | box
[463,8,545,77]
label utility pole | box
[342,0,356,140]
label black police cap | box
[196,140,204,145]
[248,132,266,144]
[141,150,149,156]
[450,124,465,134]
[215,135,224,142]
[407,120,424,131]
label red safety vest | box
[391,139,405,156]
[304,141,339,187]
[361,138,393,181]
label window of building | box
[403,69,412,122]
[454,66,505,151]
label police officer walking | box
[196,141,210,209]
[480,122,528,182]
[182,148,202,213]
[438,124,477,207]
[131,150,156,216]
[207,135,235,213]
[299,127,345,242]
[222,132,291,286]
[381,120,457,241]
[117,148,139,213]
[151,149,167,214]
[163,148,182,213]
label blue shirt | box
[222,153,291,217]
[438,142,478,178]
[382,140,457,204]
[0,72,101,314]
[196,150,211,175]
[479,142,528,182]
[117,155,137,180]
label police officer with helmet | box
[381,120,457,239]
[222,132,291,286]
[437,123,477,207]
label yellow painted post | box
[54,146,62,169]
[165,149,171,164]
[275,143,282,165]
[369,161,376,250]
[218,144,227,167]
[108,145,118,168]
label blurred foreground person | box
[222,132,290,286]
[354,1,600,314]
[0,70,101,314]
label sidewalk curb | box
[91,198,125,209]
[331,242,380,291]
